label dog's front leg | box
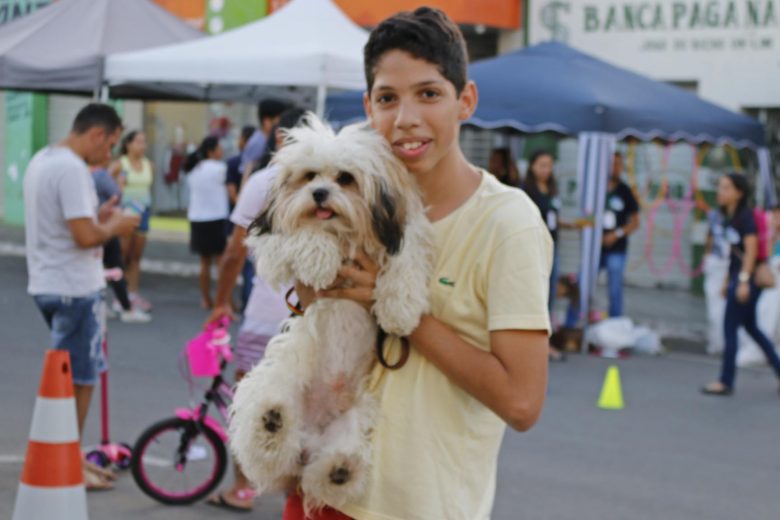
[373,213,435,336]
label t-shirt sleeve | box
[60,164,96,221]
[487,225,552,333]
[738,209,757,236]
[623,184,639,215]
[230,172,271,229]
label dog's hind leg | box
[300,391,377,511]
[229,323,316,489]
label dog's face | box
[253,115,420,257]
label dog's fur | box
[229,114,434,514]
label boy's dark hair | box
[257,98,289,123]
[71,103,122,135]
[240,125,256,142]
[364,7,468,95]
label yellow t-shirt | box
[341,172,553,520]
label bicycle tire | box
[130,416,227,505]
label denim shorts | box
[33,291,107,385]
[124,201,151,233]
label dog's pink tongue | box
[315,208,334,220]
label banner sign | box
[529,1,780,109]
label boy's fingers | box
[353,250,379,275]
[339,265,375,286]
[319,286,372,302]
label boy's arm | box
[315,250,549,432]
[410,315,548,432]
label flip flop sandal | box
[206,492,253,513]
[84,469,114,492]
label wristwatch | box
[738,271,750,283]
[614,227,625,239]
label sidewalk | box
[0,221,709,353]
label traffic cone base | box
[12,350,88,520]
[13,484,88,520]
[597,365,625,410]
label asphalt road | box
[1,254,778,519]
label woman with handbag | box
[702,172,780,396]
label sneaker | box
[129,293,153,312]
[120,308,152,323]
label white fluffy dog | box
[229,114,434,513]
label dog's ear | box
[371,181,404,255]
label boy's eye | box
[336,171,355,186]
[421,89,440,100]
[304,171,317,181]
[375,93,396,104]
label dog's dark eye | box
[304,171,317,181]
[337,171,354,186]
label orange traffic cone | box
[12,350,88,520]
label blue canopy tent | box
[326,42,772,336]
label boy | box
[287,8,552,520]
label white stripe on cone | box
[28,397,79,443]
[12,483,88,520]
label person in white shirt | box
[185,136,228,309]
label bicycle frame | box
[175,361,234,442]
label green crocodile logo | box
[438,277,455,287]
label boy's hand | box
[602,231,618,248]
[294,281,317,310]
[318,250,379,312]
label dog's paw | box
[328,462,353,486]
[301,452,367,509]
[261,407,284,433]
[372,297,427,337]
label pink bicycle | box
[130,318,234,505]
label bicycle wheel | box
[130,416,227,505]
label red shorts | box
[283,493,353,520]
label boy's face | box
[363,50,476,177]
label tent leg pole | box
[316,84,327,118]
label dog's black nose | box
[312,188,329,204]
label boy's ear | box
[363,91,373,125]
[458,80,478,122]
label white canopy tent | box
[105,0,368,114]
